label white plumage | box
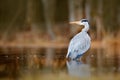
[66,19,91,60]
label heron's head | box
[69,19,88,26]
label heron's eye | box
[81,20,88,22]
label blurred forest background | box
[0,0,120,45]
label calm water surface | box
[0,45,120,80]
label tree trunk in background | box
[116,0,120,38]
[25,0,33,31]
[25,0,40,32]
[42,0,56,39]
[68,0,83,36]
[85,0,91,21]
[103,0,119,38]
[82,0,86,18]
[118,5,120,38]
[2,0,23,41]
[96,0,104,75]
[96,0,103,40]
[42,0,56,65]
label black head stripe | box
[81,19,88,22]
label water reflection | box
[66,60,90,78]
[0,44,120,80]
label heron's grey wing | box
[66,34,80,57]
[67,32,90,59]
[70,38,86,58]
[66,34,80,58]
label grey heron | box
[66,19,91,60]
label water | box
[0,45,120,80]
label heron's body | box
[66,19,91,60]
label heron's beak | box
[69,21,80,24]
[69,21,82,25]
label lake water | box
[0,44,120,80]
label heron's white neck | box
[82,23,89,32]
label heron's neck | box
[82,23,89,32]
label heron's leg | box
[73,54,83,61]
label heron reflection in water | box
[66,19,91,60]
[66,60,90,77]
